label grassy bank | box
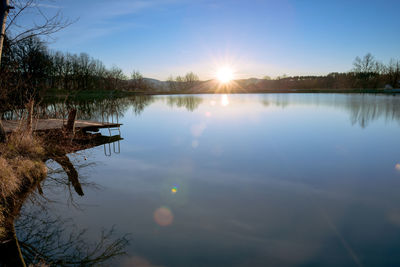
[0,132,47,239]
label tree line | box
[251,53,399,91]
[0,32,399,113]
[167,72,200,91]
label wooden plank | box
[1,119,122,133]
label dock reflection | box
[0,130,128,266]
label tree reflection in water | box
[2,93,399,265]
[165,96,203,112]
[0,131,129,266]
[261,94,400,128]
[4,94,400,129]
[35,95,155,121]
[16,203,129,266]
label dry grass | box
[0,157,21,239]
[0,158,21,201]
[2,131,45,160]
[15,159,47,182]
[0,131,47,198]
[0,131,48,239]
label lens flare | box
[191,123,207,137]
[171,185,178,194]
[154,207,174,226]
[192,140,199,148]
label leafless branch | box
[6,0,75,44]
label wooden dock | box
[2,119,121,133]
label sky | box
[21,0,400,80]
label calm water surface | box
[20,94,400,266]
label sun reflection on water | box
[221,94,230,107]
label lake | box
[18,93,400,266]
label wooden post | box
[64,108,77,134]
[0,119,5,142]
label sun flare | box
[216,67,234,84]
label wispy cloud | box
[55,0,182,46]
[57,22,140,47]
[102,0,157,17]
[34,3,63,9]
[84,0,181,21]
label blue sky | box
[33,0,400,80]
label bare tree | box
[353,53,376,73]
[167,75,177,91]
[105,66,126,90]
[167,72,199,91]
[0,0,72,142]
[5,0,73,44]
[130,70,146,91]
[0,0,13,65]
[184,72,199,90]
[0,0,13,142]
[352,53,383,88]
[386,59,400,88]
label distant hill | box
[142,78,169,91]
[140,77,266,93]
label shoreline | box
[138,88,400,96]
[44,88,400,100]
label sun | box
[216,67,234,84]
